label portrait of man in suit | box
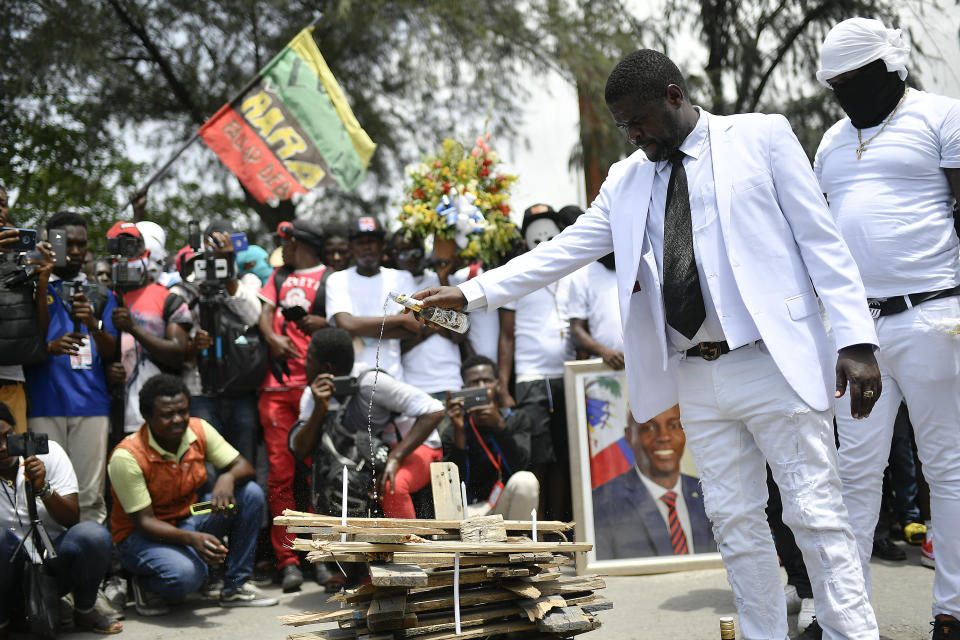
[593,405,714,560]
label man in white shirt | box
[392,232,464,396]
[815,18,960,638]
[593,405,714,559]
[325,217,420,380]
[413,49,882,640]
[569,252,624,368]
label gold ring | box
[862,390,875,399]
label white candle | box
[341,465,348,543]
[460,481,468,520]
[531,508,537,542]
[454,551,461,635]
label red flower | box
[480,167,490,177]
[483,158,492,167]
[498,203,510,215]
[433,161,442,168]
[413,188,426,200]
[441,181,451,194]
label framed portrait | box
[564,359,723,575]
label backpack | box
[306,370,392,517]
[0,259,47,367]
[175,281,269,396]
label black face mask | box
[832,59,906,129]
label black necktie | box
[662,150,706,340]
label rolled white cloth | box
[817,17,910,87]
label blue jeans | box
[118,482,264,598]
[190,395,260,465]
[0,521,113,622]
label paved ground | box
[12,539,936,640]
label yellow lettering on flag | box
[284,161,326,189]
[240,92,272,119]
[249,108,284,139]
[267,127,306,159]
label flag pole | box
[126,13,325,217]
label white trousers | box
[678,343,877,640]
[466,471,540,521]
[27,415,109,524]
[836,295,960,619]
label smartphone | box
[7,432,50,457]
[49,228,68,268]
[332,375,359,398]
[281,305,308,322]
[449,386,491,411]
[230,232,249,252]
[0,227,38,252]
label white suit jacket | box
[461,112,878,421]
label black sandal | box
[74,609,123,635]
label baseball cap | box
[106,221,142,240]
[521,203,561,234]
[276,218,324,248]
[348,216,386,239]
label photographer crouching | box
[0,402,121,637]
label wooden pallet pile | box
[275,510,611,639]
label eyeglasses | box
[397,249,424,261]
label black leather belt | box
[867,285,960,319]
[685,341,730,361]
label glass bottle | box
[719,616,736,640]
[389,291,470,334]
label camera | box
[61,281,100,300]
[0,227,38,252]
[332,375,359,398]
[105,235,142,257]
[111,260,146,288]
[449,386,492,411]
[188,221,235,285]
[7,432,50,458]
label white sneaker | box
[798,598,816,631]
[219,582,279,607]
[784,584,802,614]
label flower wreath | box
[397,134,519,265]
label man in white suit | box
[414,50,882,640]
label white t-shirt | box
[298,370,443,449]
[567,262,623,352]
[454,266,500,364]
[815,89,960,298]
[326,266,416,380]
[503,277,576,378]
[400,271,463,394]
[0,441,78,557]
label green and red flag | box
[199,26,376,204]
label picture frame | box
[564,359,724,575]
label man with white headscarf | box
[815,17,960,640]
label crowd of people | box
[0,14,957,640]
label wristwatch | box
[38,482,53,500]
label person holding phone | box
[255,217,328,592]
[442,355,538,520]
[25,210,118,524]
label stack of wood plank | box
[275,510,612,639]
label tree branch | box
[104,0,206,124]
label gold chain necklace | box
[856,88,909,160]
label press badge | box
[70,337,93,370]
[487,480,505,509]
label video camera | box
[61,280,101,301]
[7,432,50,458]
[188,221,236,285]
[0,227,38,253]
[107,231,147,289]
[448,386,492,411]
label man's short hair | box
[323,223,349,243]
[204,218,236,237]
[307,327,355,375]
[46,210,88,232]
[139,374,189,419]
[604,49,688,106]
[460,354,496,379]
[0,401,16,428]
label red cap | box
[106,221,142,240]
[175,245,196,274]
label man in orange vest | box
[107,374,277,616]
